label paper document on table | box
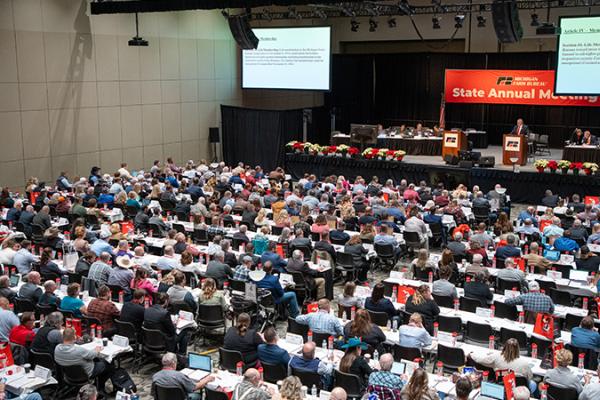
[390,271,403,280]
[181,368,211,382]
[434,379,455,394]
[504,290,520,299]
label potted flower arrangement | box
[325,145,337,156]
[557,160,571,174]
[547,160,558,173]
[583,162,599,175]
[385,149,396,161]
[377,148,389,160]
[394,150,406,161]
[534,159,548,173]
[286,141,305,153]
[570,161,584,175]
[308,143,323,156]
[347,147,359,158]
[362,148,376,159]
[336,144,349,157]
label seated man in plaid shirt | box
[505,281,554,316]
[295,298,343,336]
[367,353,405,399]
[233,256,253,282]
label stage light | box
[477,15,486,28]
[351,19,360,32]
[128,13,148,46]
[454,14,465,29]
[387,17,397,28]
[432,16,441,29]
[530,13,540,26]
[369,18,378,32]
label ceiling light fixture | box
[432,16,441,29]
[454,14,465,29]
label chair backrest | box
[289,271,307,288]
[106,284,123,302]
[61,364,91,385]
[333,369,363,397]
[197,304,224,325]
[499,328,527,350]
[374,243,394,258]
[219,347,244,373]
[496,277,521,293]
[152,383,187,400]
[57,308,74,319]
[312,331,332,347]
[35,304,57,320]
[564,313,584,331]
[529,335,552,359]
[550,288,572,306]
[29,349,55,371]
[546,383,579,400]
[172,223,186,233]
[392,345,422,362]
[403,231,421,245]
[115,319,139,343]
[460,296,483,313]
[437,315,462,334]
[367,310,389,327]
[261,361,287,384]
[205,387,229,400]
[287,317,309,341]
[229,279,246,292]
[291,367,322,389]
[336,252,354,267]
[493,300,518,320]
[432,294,454,308]
[81,316,102,336]
[80,277,98,297]
[142,327,167,351]
[465,321,493,343]
[14,297,36,313]
[437,344,465,370]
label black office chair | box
[205,387,229,400]
[312,331,332,348]
[197,304,226,345]
[437,344,465,373]
[14,297,35,313]
[219,347,244,373]
[565,343,599,370]
[413,267,435,282]
[192,229,209,245]
[403,231,424,255]
[374,243,396,271]
[152,383,187,400]
[229,279,246,293]
[291,367,322,390]
[29,349,55,372]
[536,279,556,294]
[287,317,309,342]
[81,316,102,337]
[335,251,357,282]
[550,288,572,306]
[428,223,444,248]
[432,294,454,308]
[496,277,521,293]
[460,296,483,313]
[499,328,528,354]
[564,313,584,331]
[57,308,74,320]
[529,335,552,359]
[367,310,389,327]
[333,369,363,399]
[493,300,518,320]
[35,303,57,320]
[141,327,167,368]
[114,319,141,371]
[172,223,186,234]
[464,321,493,347]
[437,315,462,335]
[261,361,287,384]
[57,364,94,397]
[546,383,579,400]
[392,345,422,362]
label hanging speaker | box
[227,15,259,50]
[209,127,220,144]
[491,0,523,43]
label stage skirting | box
[562,146,600,164]
[285,153,600,204]
[330,136,442,155]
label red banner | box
[445,69,600,107]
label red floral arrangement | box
[327,145,337,154]
[547,160,558,170]
[348,147,359,155]
[386,150,396,157]
[570,162,584,170]
[292,142,304,150]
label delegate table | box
[330,134,442,156]
[562,145,600,163]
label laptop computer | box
[477,382,504,400]
[9,275,19,288]
[188,353,212,380]
[570,269,589,282]
[543,249,560,262]
[391,362,406,376]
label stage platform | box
[285,146,600,204]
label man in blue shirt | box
[518,206,538,227]
[571,316,600,351]
[494,234,521,262]
[257,326,290,367]
[254,262,299,318]
[260,242,287,273]
[90,231,113,256]
[296,299,343,336]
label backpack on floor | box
[111,367,137,394]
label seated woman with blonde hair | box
[272,376,303,400]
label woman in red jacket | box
[9,312,36,346]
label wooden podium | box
[502,134,527,166]
[442,130,467,159]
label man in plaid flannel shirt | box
[367,353,404,400]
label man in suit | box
[257,326,290,368]
[32,205,51,231]
[18,205,35,236]
[495,234,521,262]
[289,229,312,253]
[120,289,146,331]
[253,262,299,318]
[510,118,529,136]
[286,249,325,299]
[143,292,189,354]
[205,251,233,288]
[583,130,597,145]
[260,241,287,273]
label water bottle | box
[531,343,538,359]
[351,306,356,320]
[490,305,495,318]
[433,322,439,338]
[453,298,459,311]
[311,384,318,397]
[373,350,379,362]
[392,285,398,302]
[392,319,398,331]
[428,271,433,284]
[322,339,327,349]
[436,361,443,376]
[236,361,243,376]
[578,353,585,373]
[518,311,524,323]
[583,297,589,310]
[488,335,495,350]
[307,330,313,343]
[540,383,548,400]
[97,325,103,339]
[90,324,96,339]
[118,290,124,303]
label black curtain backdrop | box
[325,52,600,148]
[221,105,303,171]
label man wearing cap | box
[90,231,113,256]
[289,341,334,389]
[108,256,134,296]
[505,281,554,320]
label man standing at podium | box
[510,118,529,136]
